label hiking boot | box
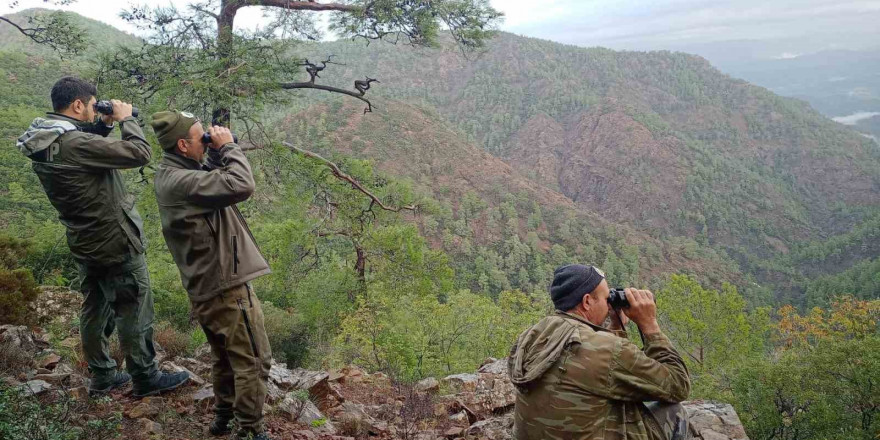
[209,415,233,436]
[89,371,132,395]
[132,371,190,398]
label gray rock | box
[136,418,163,435]
[192,385,215,403]
[441,373,480,393]
[17,379,53,396]
[467,413,514,440]
[478,358,508,375]
[161,361,205,386]
[0,325,37,352]
[684,401,750,440]
[415,377,440,393]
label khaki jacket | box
[508,311,690,440]
[154,144,270,302]
[17,113,151,268]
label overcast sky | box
[7,0,880,57]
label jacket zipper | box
[237,298,260,358]
[233,235,239,274]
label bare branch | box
[280,141,416,213]
[249,0,360,13]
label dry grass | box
[153,322,193,360]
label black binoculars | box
[608,288,629,309]
[94,100,140,118]
[201,132,239,145]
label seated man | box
[508,264,691,440]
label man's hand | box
[109,99,133,122]
[621,288,661,335]
[208,126,235,149]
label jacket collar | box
[555,310,615,335]
[46,112,87,128]
[161,150,204,170]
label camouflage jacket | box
[16,113,151,269]
[507,311,690,440]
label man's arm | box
[602,288,689,402]
[605,332,691,402]
[68,101,151,169]
[184,127,255,209]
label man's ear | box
[177,139,188,155]
[581,292,592,310]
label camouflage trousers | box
[191,283,272,434]
[77,253,159,384]
[645,402,691,440]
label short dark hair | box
[50,76,97,112]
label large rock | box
[192,385,215,403]
[415,377,440,393]
[32,286,81,326]
[467,413,514,440]
[438,372,515,420]
[160,361,205,386]
[477,358,508,376]
[35,350,62,370]
[329,402,389,436]
[684,401,750,440]
[269,362,342,411]
[0,325,38,352]
[17,379,53,396]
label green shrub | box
[262,302,310,367]
[0,268,39,325]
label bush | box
[0,268,39,325]
[153,321,195,359]
[262,302,310,367]
[0,385,122,440]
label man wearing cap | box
[150,111,273,440]
[16,76,189,397]
[507,264,692,440]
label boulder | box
[35,350,62,370]
[269,362,342,411]
[136,418,163,436]
[684,401,750,440]
[174,357,211,378]
[441,373,480,393]
[17,379,53,396]
[192,385,215,403]
[161,361,205,386]
[477,358,508,376]
[466,413,514,440]
[32,286,81,326]
[0,325,37,352]
[330,402,389,436]
[415,377,440,393]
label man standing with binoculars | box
[508,264,692,440]
[16,76,189,397]
[150,111,273,440]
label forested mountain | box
[289,33,880,305]
[2,9,879,440]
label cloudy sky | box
[7,0,880,57]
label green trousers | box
[192,283,272,434]
[77,253,159,384]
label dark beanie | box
[150,110,198,150]
[549,264,605,311]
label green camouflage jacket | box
[507,311,690,440]
[16,113,151,269]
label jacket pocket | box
[237,298,260,358]
[203,214,217,237]
[232,235,239,275]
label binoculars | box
[94,100,140,118]
[201,132,239,145]
[608,288,629,309]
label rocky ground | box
[0,288,750,440]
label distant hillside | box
[1,10,877,305]
[291,34,880,278]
